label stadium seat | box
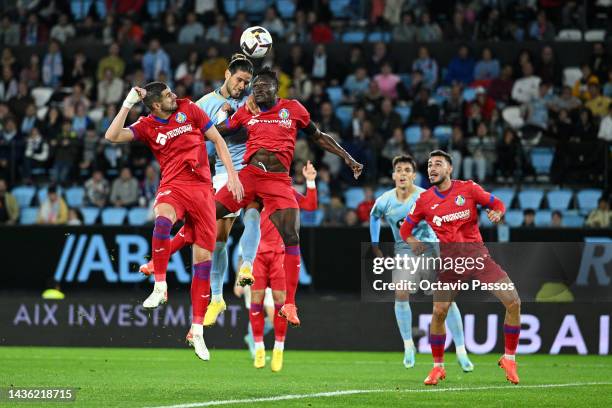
[81,207,100,225]
[462,87,477,102]
[101,208,127,225]
[37,186,63,204]
[326,86,344,106]
[546,189,573,211]
[504,210,523,227]
[301,209,324,226]
[404,126,421,145]
[433,126,452,145]
[502,106,524,129]
[530,147,554,175]
[394,106,411,124]
[584,30,606,41]
[128,207,150,226]
[518,189,544,209]
[276,0,296,18]
[31,87,54,108]
[374,187,387,199]
[336,105,353,129]
[367,31,391,42]
[243,0,267,18]
[563,67,582,87]
[344,187,365,209]
[11,186,36,208]
[535,210,552,227]
[563,212,585,227]
[491,188,515,208]
[330,0,351,18]
[64,187,85,208]
[341,31,366,43]
[556,29,582,41]
[480,211,493,227]
[576,189,603,214]
[20,207,38,225]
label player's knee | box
[272,291,285,304]
[395,290,410,301]
[506,296,521,314]
[193,246,211,263]
[280,227,299,246]
[432,303,450,320]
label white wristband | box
[306,180,316,189]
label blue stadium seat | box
[480,211,493,227]
[223,0,241,18]
[577,189,602,214]
[341,31,366,43]
[326,86,344,106]
[394,106,411,124]
[128,208,150,226]
[531,147,554,175]
[535,210,552,227]
[344,187,365,209]
[336,105,353,129]
[518,189,544,209]
[491,188,515,208]
[11,186,36,208]
[276,0,296,18]
[81,207,100,225]
[37,186,63,204]
[504,210,523,227]
[367,31,391,42]
[65,187,85,208]
[563,212,584,227]
[243,0,267,18]
[101,208,127,225]
[433,126,452,145]
[374,187,387,199]
[330,0,351,18]
[462,88,477,102]
[301,209,324,226]
[546,189,573,211]
[20,207,38,225]
[405,126,421,145]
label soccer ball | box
[240,26,273,59]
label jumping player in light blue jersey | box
[140,54,263,328]
[370,155,473,371]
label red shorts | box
[215,165,298,215]
[154,181,216,252]
[252,251,285,291]
[437,255,508,284]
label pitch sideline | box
[145,382,612,408]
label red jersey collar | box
[434,180,455,199]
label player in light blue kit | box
[370,155,474,371]
[140,54,265,327]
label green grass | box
[1,347,611,407]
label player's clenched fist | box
[346,158,363,179]
[226,172,244,202]
[122,87,146,109]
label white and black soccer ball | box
[240,26,273,59]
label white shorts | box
[243,286,274,309]
[213,172,241,218]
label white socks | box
[274,341,285,351]
[456,345,467,356]
[211,294,223,302]
[154,281,167,291]
[504,354,516,361]
[434,362,444,368]
[191,323,203,336]
[403,339,414,350]
[255,341,265,350]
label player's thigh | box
[192,243,212,264]
[214,167,256,217]
[490,276,521,309]
[216,217,236,242]
[252,252,271,291]
[184,186,216,253]
[269,207,300,240]
[269,252,286,292]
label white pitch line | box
[144,382,612,408]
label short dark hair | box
[429,149,453,165]
[228,53,254,75]
[523,209,535,216]
[253,67,278,87]
[392,154,417,172]
[552,210,563,218]
[143,82,168,111]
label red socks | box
[284,246,300,305]
[504,324,521,356]
[430,334,446,364]
[191,261,211,325]
[152,216,172,282]
[274,303,288,342]
[170,226,187,254]
[250,303,265,342]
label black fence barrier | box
[0,226,610,292]
[0,293,609,355]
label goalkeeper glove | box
[122,88,142,109]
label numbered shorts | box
[213,172,241,218]
[215,165,298,215]
[437,255,508,284]
[154,182,216,252]
[252,250,286,292]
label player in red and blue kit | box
[216,68,363,326]
[400,150,521,386]
[104,83,243,361]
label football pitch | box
[1,347,611,407]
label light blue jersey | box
[196,88,248,175]
[370,187,438,254]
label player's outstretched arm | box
[369,214,384,258]
[303,122,363,179]
[204,125,244,201]
[105,87,145,143]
